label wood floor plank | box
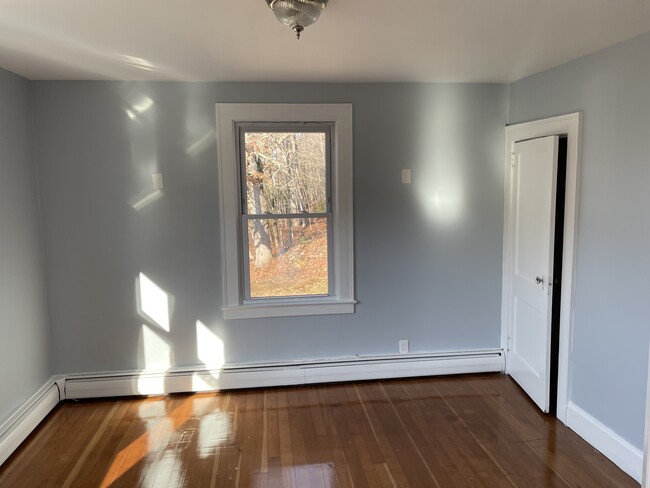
[0,405,67,485]
[325,383,373,488]
[316,386,353,488]
[0,374,639,488]
[48,401,121,487]
[398,380,481,488]
[276,388,297,488]
[353,382,421,487]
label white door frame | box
[501,112,582,424]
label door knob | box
[535,276,544,285]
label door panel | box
[507,136,559,413]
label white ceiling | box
[0,0,649,83]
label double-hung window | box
[216,104,355,319]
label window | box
[216,104,355,319]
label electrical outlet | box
[399,339,409,354]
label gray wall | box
[509,32,650,450]
[0,68,50,423]
[31,82,508,375]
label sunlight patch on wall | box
[416,179,465,225]
[141,324,172,370]
[125,95,154,121]
[196,321,225,370]
[138,324,172,395]
[131,189,163,210]
[137,273,171,332]
[119,85,163,216]
[186,130,214,156]
[133,95,154,114]
[129,160,164,211]
[413,87,468,226]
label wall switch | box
[152,173,164,190]
[401,169,411,184]
[399,339,409,354]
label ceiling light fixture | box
[265,0,329,39]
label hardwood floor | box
[0,373,638,487]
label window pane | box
[247,217,328,298]
[243,132,327,215]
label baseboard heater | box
[64,349,504,400]
[0,380,60,466]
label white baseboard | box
[301,352,503,385]
[64,349,505,399]
[566,402,643,482]
[0,377,61,466]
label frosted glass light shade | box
[265,0,329,38]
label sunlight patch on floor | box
[100,397,194,488]
[253,463,338,487]
[198,411,232,459]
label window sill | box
[222,299,356,320]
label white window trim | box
[216,103,355,320]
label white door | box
[507,135,559,413]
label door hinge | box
[510,152,516,167]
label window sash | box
[236,123,334,301]
[237,123,333,216]
[241,214,334,301]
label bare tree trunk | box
[251,221,272,268]
[250,156,272,268]
[287,218,293,248]
[289,135,308,227]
